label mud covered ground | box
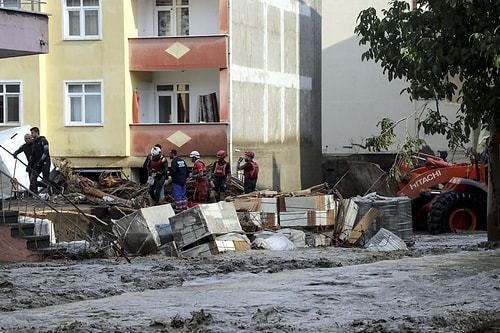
[0,231,499,332]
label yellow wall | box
[41,1,133,162]
[0,56,42,128]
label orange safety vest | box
[244,161,259,179]
[150,156,167,172]
[213,161,228,178]
[193,160,206,177]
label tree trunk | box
[487,124,500,241]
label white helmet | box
[151,146,161,156]
[189,150,200,159]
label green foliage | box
[365,118,396,152]
[355,0,500,150]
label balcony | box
[130,123,228,157]
[129,35,228,71]
[0,2,49,59]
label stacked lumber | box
[229,185,380,247]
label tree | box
[355,0,500,241]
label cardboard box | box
[180,233,251,257]
[279,210,335,227]
[282,195,337,212]
[305,231,334,247]
[232,197,262,212]
[261,197,280,213]
[238,211,278,226]
[261,212,278,228]
[181,240,250,257]
[169,201,243,250]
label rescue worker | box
[12,133,34,196]
[189,150,208,203]
[210,150,231,202]
[237,150,259,193]
[13,133,33,161]
[13,133,34,176]
[143,144,162,179]
[169,149,189,212]
[146,146,169,206]
[29,127,62,196]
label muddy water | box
[0,232,499,332]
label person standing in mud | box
[145,145,169,206]
[143,144,166,202]
[189,150,208,203]
[169,149,189,212]
[237,150,259,193]
[210,150,231,202]
[29,127,61,195]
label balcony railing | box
[130,123,228,157]
[129,35,228,71]
[0,1,49,58]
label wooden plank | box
[347,207,379,245]
[338,199,359,241]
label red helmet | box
[245,150,255,158]
[216,150,227,158]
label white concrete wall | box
[229,0,322,191]
[322,1,458,156]
[190,0,219,35]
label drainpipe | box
[227,0,234,169]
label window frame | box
[63,0,102,40]
[0,0,20,9]
[154,0,189,37]
[64,80,104,126]
[0,81,22,126]
[155,83,190,123]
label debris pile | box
[11,161,414,260]
[47,160,246,209]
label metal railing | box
[0,1,45,13]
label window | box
[156,84,189,123]
[0,82,21,125]
[65,81,103,126]
[155,0,189,37]
[64,0,101,40]
[0,0,20,8]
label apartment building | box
[0,0,322,192]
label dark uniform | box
[30,134,52,194]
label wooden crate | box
[279,210,335,227]
[305,231,334,247]
[282,195,337,212]
[169,201,243,249]
[181,239,250,257]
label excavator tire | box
[427,191,486,234]
[412,196,433,231]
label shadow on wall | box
[272,155,281,192]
